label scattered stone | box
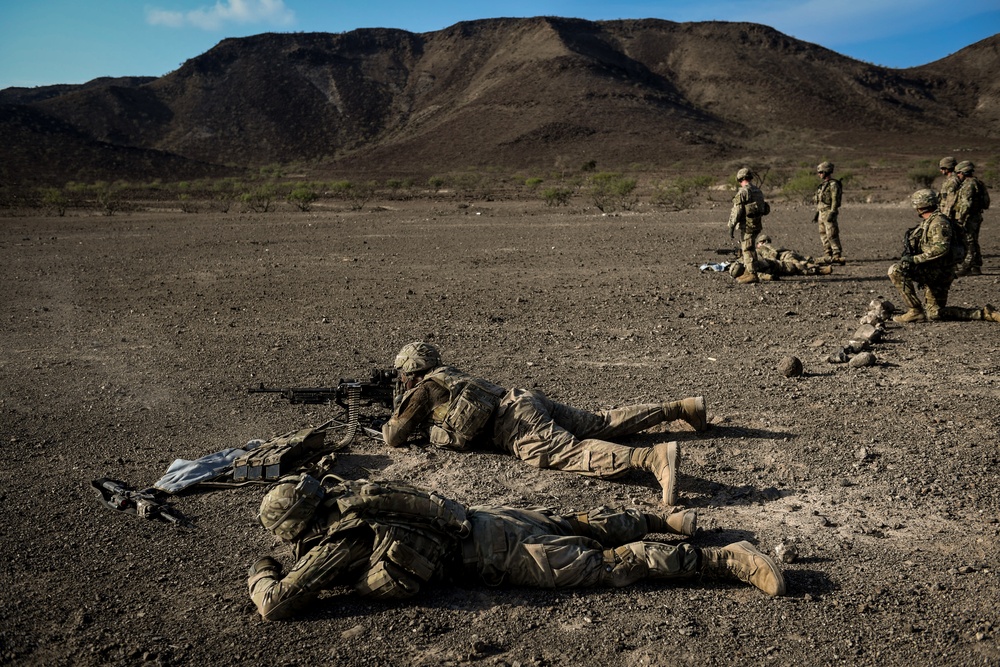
[774,542,798,563]
[849,351,876,367]
[778,355,803,377]
[827,349,849,364]
[341,624,366,640]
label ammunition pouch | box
[233,427,329,482]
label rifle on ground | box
[249,368,399,446]
[91,478,193,527]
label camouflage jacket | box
[955,176,990,225]
[939,174,961,218]
[814,178,842,214]
[908,211,953,266]
[728,183,767,229]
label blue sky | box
[1,0,998,89]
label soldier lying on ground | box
[381,342,708,505]
[248,475,786,621]
[728,253,833,281]
[755,236,833,275]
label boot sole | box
[662,441,679,505]
[727,541,786,597]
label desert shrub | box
[542,187,573,206]
[427,176,446,189]
[780,169,819,202]
[908,168,937,189]
[589,172,637,212]
[93,182,124,216]
[241,184,278,213]
[39,187,68,216]
[651,175,713,211]
[385,178,404,190]
[178,193,199,213]
[287,185,319,211]
[329,180,375,210]
[525,177,544,190]
[259,164,283,179]
[581,160,597,172]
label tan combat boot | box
[832,255,846,265]
[663,396,708,432]
[645,508,698,537]
[982,304,1000,322]
[700,541,786,596]
[892,307,926,324]
[630,441,680,505]
[816,265,833,275]
[736,272,760,284]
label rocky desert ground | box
[2,195,999,666]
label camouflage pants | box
[958,216,982,270]
[817,211,842,257]
[739,220,762,273]
[492,388,669,478]
[462,506,698,588]
[887,261,954,318]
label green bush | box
[241,184,278,213]
[589,172,637,212]
[525,177,544,190]
[39,187,68,216]
[427,176,446,189]
[542,187,573,206]
[288,186,319,211]
[651,175,713,211]
[908,169,937,189]
[780,169,819,202]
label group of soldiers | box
[727,159,996,325]
[727,161,844,284]
[245,158,992,622]
[249,342,786,620]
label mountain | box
[2,17,999,187]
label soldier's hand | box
[898,255,914,270]
[248,556,283,580]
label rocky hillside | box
[2,17,999,186]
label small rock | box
[341,624,366,640]
[774,542,798,563]
[778,355,803,377]
[849,351,876,367]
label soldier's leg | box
[818,215,833,259]
[967,218,982,270]
[557,505,697,543]
[924,277,952,321]
[888,263,926,322]
[826,216,843,259]
[549,396,707,438]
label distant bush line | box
[2,156,997,216]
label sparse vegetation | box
[39,187,68,216]
[651,175,713,211]
[241,184,278,212]
[541,187,573,206]
[589,172,637,212]
[287,185,319,211]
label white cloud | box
[147,0,295,31]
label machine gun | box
[249,368,399,447]
[91,478,193,527]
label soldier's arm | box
[248,535,372,621]
[382,382,447,447]
[913,219,950,264]
[829,180,842,214]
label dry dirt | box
[2,196,999,666]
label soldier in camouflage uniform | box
[953,161,991,276]
[727,167,769,284]
[383,342,709,506]
[937,157,960,219]
[814,162,845,264]
[755,236,833,275]
[247,475,786,620]
[889,189,959,323]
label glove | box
[898,255,914,270]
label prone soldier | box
[248,475,786,621]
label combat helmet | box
[910,188,938,211]
[394,341,442,375]
[757,235,772,246]
[258,475,325,541]
[736,167,753,182]
[939,156,957,170]
[955,160,975,175]
[816,161,834,175]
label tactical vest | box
[307,480,473,600]
[423,366,506,451]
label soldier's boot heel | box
[700,541,786,596]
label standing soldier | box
[938,156,960,218]
[953,160,990,276]
[813,161,845,264]
[727,167,769,284]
